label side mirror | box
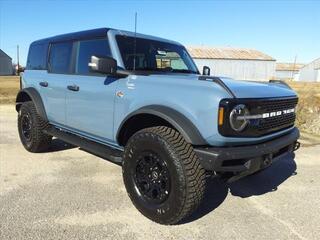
[89,56,117,75]
[202,66,211,76]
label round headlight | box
[229,104,249,132]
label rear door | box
[44,41,74,125]
[65,38,118,142]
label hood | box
[141,73,297,99]
[213,77,297,98]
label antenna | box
[133,12,137,71]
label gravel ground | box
[1,104,320,240]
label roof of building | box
[0,49,12,60]
[276,62,305,71]
[311,58,320,70]
[300,58,320,70]
[186,46,275,61]
[315,58,320,70]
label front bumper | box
[194,127,300,181]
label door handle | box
[67,85,80,92]
[39,81,48,87]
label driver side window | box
[75,38,111,75]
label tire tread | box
[132,126,206,224]
[18,101,52,152]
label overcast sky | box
[0,0,319,65]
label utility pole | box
[291,55,297,81]
[17,45,20,68]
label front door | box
[65,38,117,143]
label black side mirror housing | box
[202,66,211,76]
[89,56,117,75]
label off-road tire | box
[122,126,206,225]
[18,101,52,152]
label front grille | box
[254,98,298,112]
[219,96,298,137]
[250,97,298,135]
[257,114,296,132]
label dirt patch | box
[299,130,320,147]
[288,82,320,136]
[0,76,20,104]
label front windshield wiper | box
[171,69,198,74]
[130,68,197,74]
[132,67,159,72]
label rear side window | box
[26,44,48,70]
[76,39,111,75]
[48,42,73,74]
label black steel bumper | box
[194,128,300,181]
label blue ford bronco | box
[16,28,300,224]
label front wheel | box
[122,126,206,225]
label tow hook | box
[263,154,273,167]
[294,141,300,151]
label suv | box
[16,28,300,225]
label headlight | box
[229,104,249,132]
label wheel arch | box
[116,105,207,146]
[16,88,48,121]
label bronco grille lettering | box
[237,108,295,121]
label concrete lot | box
[0,104,319,240]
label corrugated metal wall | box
[299,60,320,82]
[0,57,13,75]
[193,59,276,81]
[275,70,300,80]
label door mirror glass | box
[89,56,117,75]
[202,66,211,76]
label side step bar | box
[44,126,123,164]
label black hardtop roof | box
[31,28,111,46]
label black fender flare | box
[117,105,207,145]
[16,87,48,121]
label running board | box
[44,126,123,164]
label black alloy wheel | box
[134,151,171,204]
[21,113,32,141]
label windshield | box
[116,35,199,74]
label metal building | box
[299,58,320,82]
[0,49,13,75]
[275,63,305,81]
[187,46,276,81]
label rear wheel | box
[18,101,52,152]
[122,126,206,225]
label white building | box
[299,58,320,82]
[275,63,305,81]
[187,46,276,81]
